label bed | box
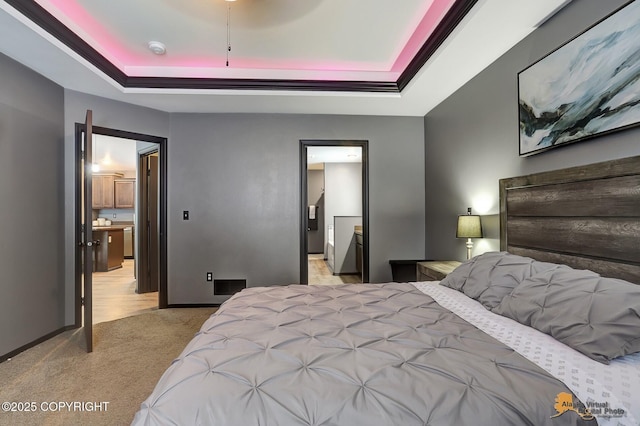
[133,156,640,426]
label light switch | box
[183,211,189,220]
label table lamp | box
[457,207,483,260]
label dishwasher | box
[123,226,134,259]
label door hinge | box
[81,297,85,306]
[81,151,86,160]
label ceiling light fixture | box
[148,41,166,55]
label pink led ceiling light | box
[28,0,462,85]
[392,0,458,73]
[34,0,135,68]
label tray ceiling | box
[0,0,571,115]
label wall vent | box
[214,279,246,295]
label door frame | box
[74,124,168,329]
[299,140,369,284]
[80,110,94,351]
[136,147,160,294]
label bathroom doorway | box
[299,140,369,284]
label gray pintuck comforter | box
[133,283,591,425]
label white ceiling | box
[0,0,571,116]
[93,134,138,172]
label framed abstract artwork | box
[518,0,640,156]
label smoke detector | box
[148,41,166,55]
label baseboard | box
[0,325,76,364]
[166,304,221,308]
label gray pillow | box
[492,267,640,364]
[439,251,559,309]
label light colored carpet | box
[0,308,216,426]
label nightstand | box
[416,261,461,281]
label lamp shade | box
[456,214,483,238]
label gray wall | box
[168,114,424,304]
[64,96,424,312]
[0,53,65,357]
[424,0,640,262]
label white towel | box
[308,205,316,219]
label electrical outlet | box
[112,213,117,218]
[183,210,189,220]
[206,272,213,282]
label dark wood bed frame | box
[500,155,640,284]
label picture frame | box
[518,0,640,156]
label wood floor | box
[308,254,362,285]
[92,259,158,324]
[91,255,358,324]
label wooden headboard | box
[500,155,640,284]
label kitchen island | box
[92,226,125,272]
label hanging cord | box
[226,3,231,66]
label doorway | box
[75,122,168,349]
[299,140,369,284]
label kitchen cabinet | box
[114,178,135,208]
[92,173,122,209]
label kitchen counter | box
[92,222,134,231]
